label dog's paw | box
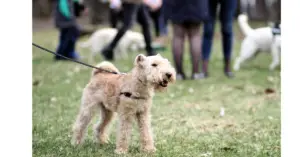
[71,138,82,146]
[114,148,128,154]
[141,146,156,153]
[99,135,110,144]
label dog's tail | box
[238,14,253,36]
[92,61,120,76]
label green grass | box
[33,22,280,157]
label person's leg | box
[102,2,139,60]
[153,7,168,47]
[55,28,69,60]
[152,9,160,37]
[145,7,160,37]
[110,8,119,28]
[201,0,218,76]
[220,0,237,77]
[171,23,186,79]
[117,9,124,27]
[161,0,169,35]
[136,5,155,56]
[186,23,202,79]
[67,26,80,59]
[157,7,167,36]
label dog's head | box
[134,54,176,91]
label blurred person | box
[107,0,124,28]
[54,0,86,61]
[164,0,209,80]
[147,0,168,47]
[101,0,162,61]
[201,0,237,78]
[73,0,94,38]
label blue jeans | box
[55,26,79,59]
[202,0,237,61]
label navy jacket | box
[164,0,209,23]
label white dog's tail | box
[238,14,253,36]
[92,61,120,76]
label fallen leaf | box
[199,152,212,157]
[220,147,236,152]
[51,97,57,102]
[220,107,225,117]
[268,116,274,120]
[265,88,275,94]
[267,76,275,82]
[170,93,175,98]
[188,88,194,93]
[33,80,40,86]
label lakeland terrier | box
[71,54,176,154]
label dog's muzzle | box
[159,72,173,87]
[159,79,168,87]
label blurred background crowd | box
[32,0,281,80]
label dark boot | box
[101,45,114,61]
[224,58,234,78]
[146,45,157,56]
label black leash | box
[32,43,118,74]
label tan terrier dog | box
[71,54,176,154]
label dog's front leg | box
[269,45,280,70]
[136,111,156,153]
[115,114,134,154]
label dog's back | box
[79,28,117,49]
[238,14,273,51]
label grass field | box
[32,22,281,157]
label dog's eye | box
[152,63,157,67]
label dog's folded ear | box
[135,54,146,66]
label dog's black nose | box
[166,73,172,78]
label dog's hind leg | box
[136,111,156,153]
[234,40,258,71]
[71,96,97,145]
[94,104,115,144]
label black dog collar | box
[120,92,147,100]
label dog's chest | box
[118,90,152,113]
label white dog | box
[234,14,281,71]
[80,28,145,62]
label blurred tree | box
[84,0,110,24]
[32,0,54,18]
[237,0,280,22]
